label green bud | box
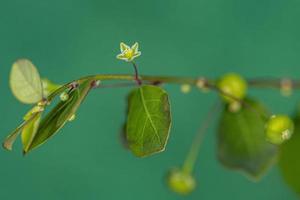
[265,115,294,145]
[68,114,76,122]
[167,168,196,195]
[217,73,247,104]
[60,92,69,101]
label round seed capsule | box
[167,168,196,195]
[265,115,294,145]
[217,73,247,103]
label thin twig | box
[182,100,221,174]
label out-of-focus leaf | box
[217,98,278,180]
[25,79,93,154]
[279,111,300,195]
[126,85,171,157]
[10,59,43,104]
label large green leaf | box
[25,79,93,154]
[279,112,300,195]
[217,98,278,180]
[10,59,43,104]
[126,85,171,157]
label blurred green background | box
[0,0,300,199]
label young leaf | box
[217,98,278,180]
[126,85,171,157]
[279,112,300,195]
[21,113,42,153]
[10,59,43,104]
[42,78,61,97]
[25,79,93,153]
[2,112,40,151]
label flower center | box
[124,49,134,59]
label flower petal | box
[120,42,130,52]
[131,42,139,53]
[132,51,141,59]
[117,54,129,62]
[117,53,126,59]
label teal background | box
[0,0,300,199]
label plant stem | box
[72,74,300,89]
[182,101,221,174]
[209,85,269,121]
[46,74,300,103]
[131,62,142,85]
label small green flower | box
[116,42,141,62]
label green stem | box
[209,85,269,121]
[67,74,300,89]
[46,74,300,106]
[182,101,221,174]
[131,62,142,85]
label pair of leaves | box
[5,58,93,154]
[25,80,93,153]
[217,98,278,180]
[279,110,300,195]
[125,85,171,157]
[4,80,92,154]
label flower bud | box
[167,168,196,195]
[180,84,191,94]
[265,115,294,145]
[60,92,69,102]
[217,73,247,104]
[68,114,76,122]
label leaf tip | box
[2,141,12,151]
[22,150,29,156]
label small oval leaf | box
[217,98,278,180]
[10,59,43,104]
[25,79,93,153]
[279,112,300,195]
[126,85,171,157]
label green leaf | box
[10,59,43,104]
[42,78,61,97]
[21,113,42,153]
[2,112,41,151]
[3,121,28,151]
[25,79,93,154]
[217,98,278,180]
[279,112,300,195]
[126,85,171,157]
